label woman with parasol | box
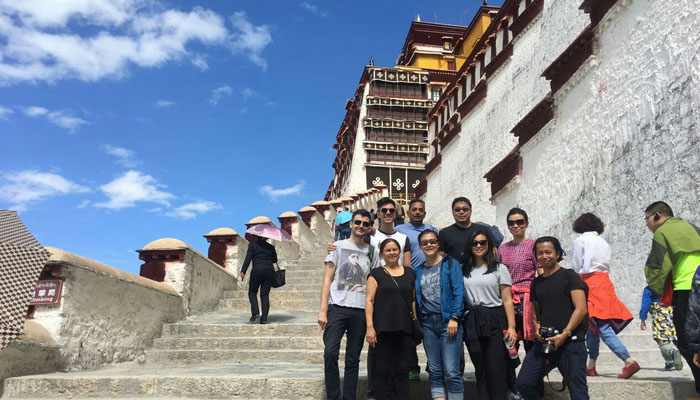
[242,223,291,324]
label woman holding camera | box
[571,213,638,379]
[461,229,517,400]
[365,238,417,400]
[414,229,465,400]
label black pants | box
[248,266,274,318]
[374,332,412,400]
[517,341,589,400]
[466,334,509,400]
[408,342,419,373]
[323,305,366,400]
[673,290,700,393]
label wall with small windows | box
[422,0,700,309]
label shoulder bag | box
[271,263,286,288]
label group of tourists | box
[318,197,700,400]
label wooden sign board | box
[29,279,63,306]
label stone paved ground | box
[3,257,697,399]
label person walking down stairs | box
[241,233,278,324]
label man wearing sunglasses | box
[644,201,700,396]
[320,209,380,400]
[395,198,438,380]
[438,196,504,260]
[325,198,412,398]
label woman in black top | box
[241,234,278,324]
[365,238,417,400]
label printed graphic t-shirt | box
[420,263,441,315]
[325,239,380,309]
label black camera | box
[539,327,560,354]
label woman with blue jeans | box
[414,229,465,400]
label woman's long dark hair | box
[460,229,498,278]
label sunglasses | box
[380,208,396,214]
[353,220,371,227]
[471,240,488,247]
[453,207,470,213]
[419,239,438,246]
[507,219,526,226]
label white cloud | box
[259,181,304,201]
[208,84,232,105]
[190,54,208,71]
[242,87,258,101]
[102,144,140,168]
[23,106,87,131]
[77,199,91,209]
[155,100,175,108]
[228,11,272,70]
[165,200,222,220]
[96,170,175,210]
[0,2,271,84]
[0,105,12,119]
[23,106,47,117]
[0,170,90,211]
[299,2,328,17]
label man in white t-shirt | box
[324,198,412,398]
[319,209,379,400]
[369,197,411,267]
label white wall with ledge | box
[29,247,185,371]
[424,0,700,309]
[137,238,239,315]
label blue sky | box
[0,0,503,275]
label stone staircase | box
[3,253,697,399]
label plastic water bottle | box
[503,330,518,359]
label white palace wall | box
[423,0,700,309]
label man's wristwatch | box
[564,330,572,338]
[450,316,460,322]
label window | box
[432,88,442,102]
[447,60,456,70]
[443,40,453,51]
[502,22,509,47]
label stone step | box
[5,363,693,399]
[161,323,321,338]
[282,283,322,290]
[151,333,664,358]
[283,276,322,284]
[223,290,319,300]
[277,270,324,278]
[219,298,319,311]
[152,336,324,350]
[145,347,667,367]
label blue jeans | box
[516,341,589,400]
[586,323,630,361]
[323,305,366,400]
[421,313,464,399]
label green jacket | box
[645,217,700,295]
